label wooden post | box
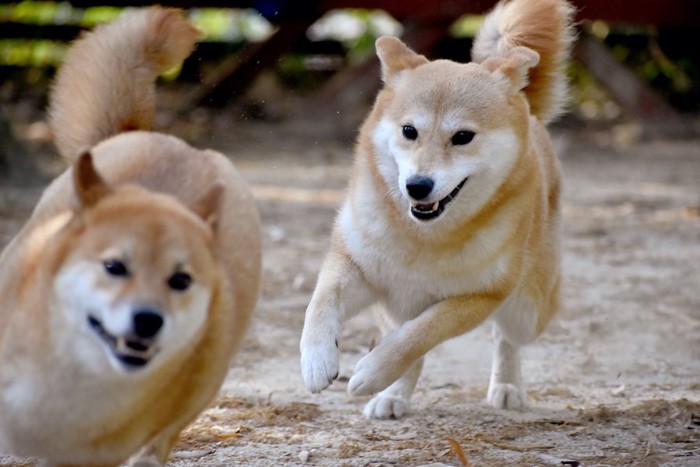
[574,33,697,139]
[178,17,318,112]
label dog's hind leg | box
[487,292,539,410]
[363,357,424,419]
[487,324,527,409]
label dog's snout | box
[406,175,434,200]
[132,309,164,339]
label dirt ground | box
[0,102,699,466]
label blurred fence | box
[0,0,698,135]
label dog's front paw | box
[487,383,527,410]
[347,349,396,396]
[363,394,410,419]
[300,339,340,393]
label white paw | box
[487,383,528,410]
[300,339,340,393]
[363,394,410,419]
[347,350,394,396]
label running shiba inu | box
[300,0,575,419]
[0,8,261,465]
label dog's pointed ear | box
[376,36,429,83]
[73,151,112,208]
[190,183,223,229]
[481,46,540,94]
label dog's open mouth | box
[410,178,468,221]
[88,316,157,369]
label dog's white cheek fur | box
[53,262,115,373]
[441,128,521,220]
[101,305,133,337]
[372,117,403,199]
[166,285,211,357]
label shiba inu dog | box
[300,0,575,419]
[0,8,261,465]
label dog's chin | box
[409,178,468,222]
[87,315,158,370]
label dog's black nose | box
[406,175,434,200]
[132,310,164,339]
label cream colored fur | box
[300,0,574,419]
[0,8,261,465]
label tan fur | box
[49,8,200,161]
[472,0,576,123]
[301,0,573,419]
[0,8,260,466]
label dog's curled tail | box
[48,7,199,161]
[471,0,576,124]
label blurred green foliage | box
[603,25,697,112]
[449,15,484,38]
[0,39,64,66]
[307,8,402,64]
[0,1,697,113]
[0,2,272,67]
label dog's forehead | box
[391,61,508,127]
[405,61,497,94]
[78,210,212,267]
[88,192,213,240]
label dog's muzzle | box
[88,311,162,369]
[410,178,468,221]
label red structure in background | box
[180,0,699,136]
[325,0,699,26]
[1,0,697,136]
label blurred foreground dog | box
[301,0,575,419]
[0,8,261,465]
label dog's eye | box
[402,125,418,141]
[104,259,129,277]
[451,130,475,145]
[168,272,192,291]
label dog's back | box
[49,8,199,161]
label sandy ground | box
[0,109,699,466]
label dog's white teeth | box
[116,337,131,355]
[116,337,155,358]
[413,201,439,213]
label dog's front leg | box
[362,357,424,419]
[348,292,504,397]
[300,248,375,394]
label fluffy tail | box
[471,0,576,124]
[48,7,199,161]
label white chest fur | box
[338,195,513,323]
[0,344,151,460]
